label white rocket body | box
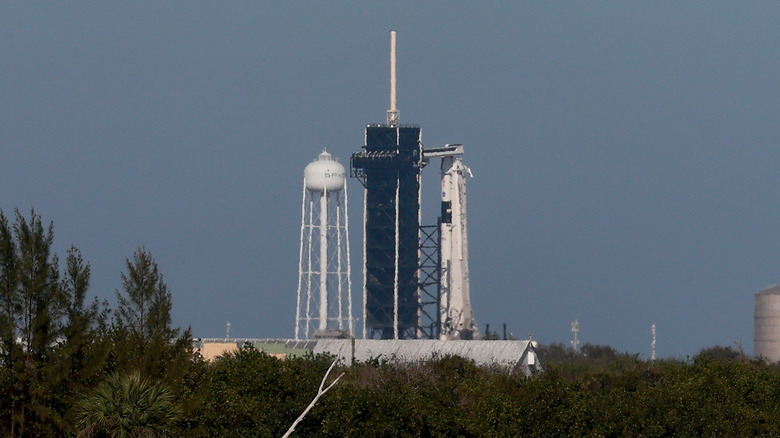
[439,156,477,339]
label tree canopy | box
[0,210,191,437]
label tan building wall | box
[198,342,239,362]
[197,342,291,361]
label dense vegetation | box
[179,348,780,437]
[3,209,780,437]
[0,209,193,437]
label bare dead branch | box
[282,354,344,438]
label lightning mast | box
[387,30,399,127]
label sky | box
[2,2,779,359]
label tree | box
[115,247,175,340]
[0,211,198,436]
[113,247,192,383]
[0,209,64,437]
[0,211,19,366]
[695,345,745,363]
[51,247,110,431]
[0,209,115,436]
[0,210,22,436]
[537,342,577,365]
[76,373,180,438]
[181,349,339,437]
[282,354,344,438]
[14,209,60,362]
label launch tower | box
[351,31,423,339]
[351,31,478,340]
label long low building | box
[197,338,542,375]
[315,339,541,374]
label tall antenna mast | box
[651,323,657,361]
[387,30,400,127]
[571,319,580,353]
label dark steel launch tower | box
[350,31,428,339]
[351,125,423,339]
[351,31,474,341]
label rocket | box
[439,155,478,340]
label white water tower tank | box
[754,285,780,362]
[304,150,345,193]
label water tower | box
[295,150,353,340]
[755,285,780,362]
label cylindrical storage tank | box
[755,285,780,362]
[304,150,346,193]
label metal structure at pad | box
[351,30,478,340]
[352,125,423,339]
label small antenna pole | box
[387,30,400,126]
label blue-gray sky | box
[3,3,779,358]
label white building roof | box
[313,339,541,374]
[197,338,542,375]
